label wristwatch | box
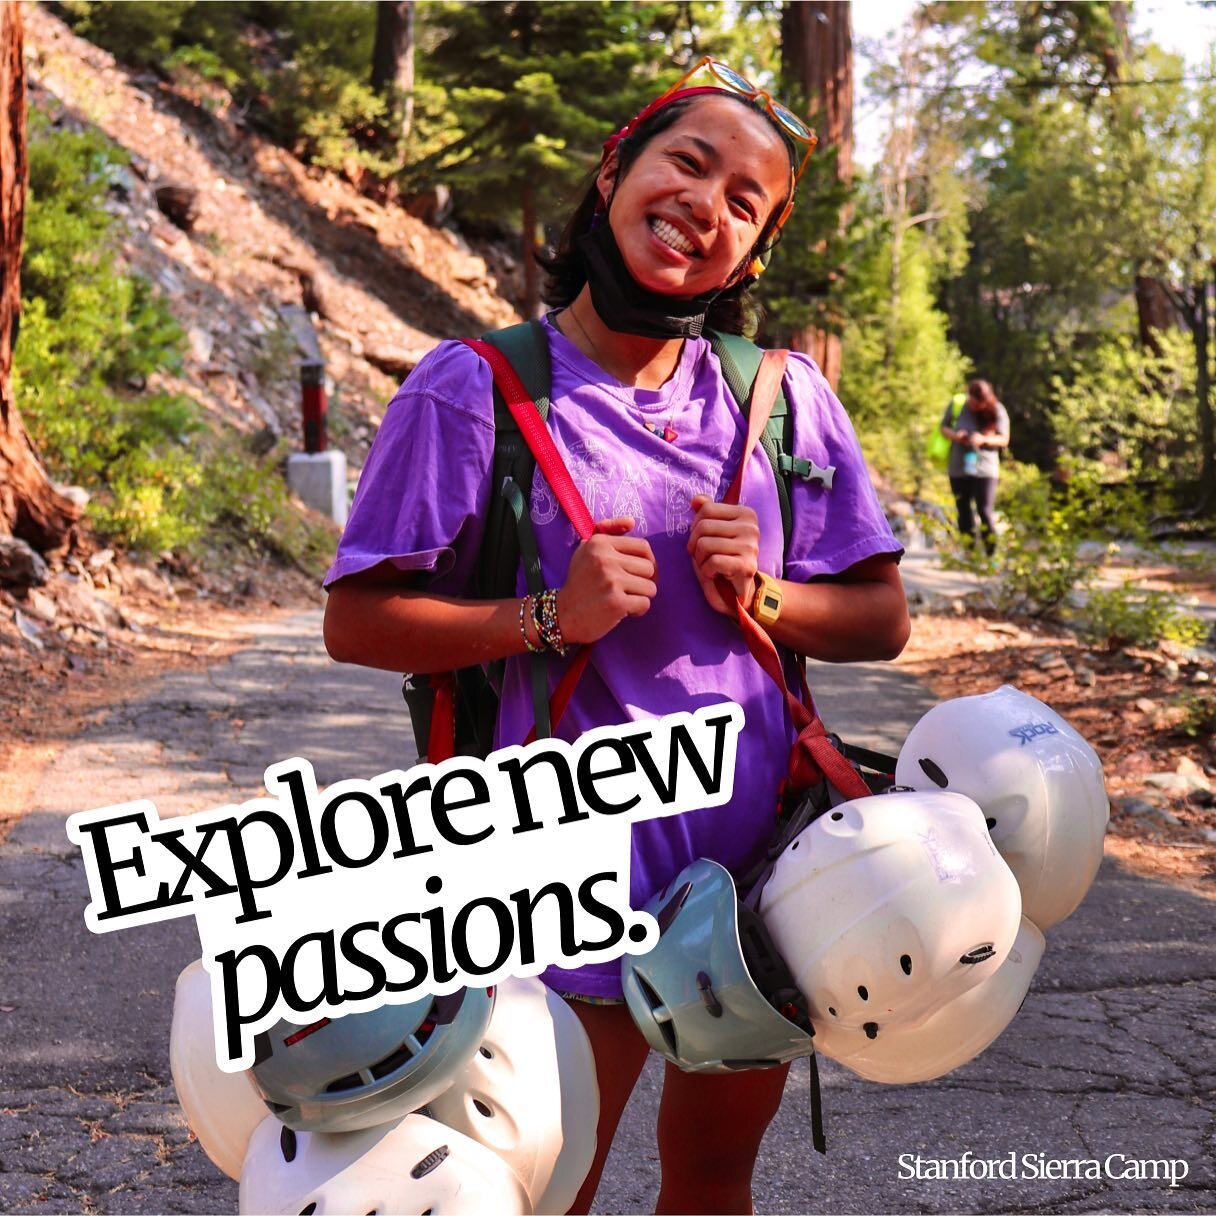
[751,573,783,626]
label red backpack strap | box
[461,337,597,746]
[718,349,869,801]
[463,338,594,542]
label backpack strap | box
[463,334,598,746]
[708,330,793,553]
[417,319,552,759]
[475,319,551,605]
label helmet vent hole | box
[918,757,949,788]
[791,840,799,851]
[857,985,869,1001]
[299,1205,316,1216]
[828,1007,837,1017]
[367,1037,419,1082]
[473,1099,493,1118]
[479,1046,493,1058]
[900,955,912,976]
[324,1069,365,1093]
[636,973,680,1057]
[864,1022,879,1040]
[280,1126,298,1163]
[830,811,843,821]
[986,816,997,829]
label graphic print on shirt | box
[611,464,649,535]
[533,436,722,543]
[663,457,716,538]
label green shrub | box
[58,0,189,68]
[1069,585,1211,652]
[1170,688,1216,741]
[15,107,331,575]
[928,464,1110,616]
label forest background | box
[2,0,1215,670]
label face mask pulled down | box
[576,221,728,340]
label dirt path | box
[0,609,1212,1214]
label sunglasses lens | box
[710,61,756,95]
[770,101,813,141]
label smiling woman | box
[322,61,908,1215]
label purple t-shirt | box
[326,318,901,997]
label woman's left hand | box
[687,495,760,616]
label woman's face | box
[600,95,792,298]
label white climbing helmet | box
[759,790,1022,1037]
[812,916,1045,1083]
[894,685,1108,928]
[238,1111,531,1215]
[427,976,598,1216]
[170,959,267,1180]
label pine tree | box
[420,1,669,316]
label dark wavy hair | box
[537,94,797,337]
[968,378,1000,430]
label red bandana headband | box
[600,85,727,165]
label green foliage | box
[58,0,189,67]
[417,2,666,233]
[15,109,328,572]
[258,3,397,176]
[17,113,194,488]
[1050,330,1198,499]
[835,205,970,496]
[756,144,853,343]
[1069,584,1211,652]
[933,465,1111,616]
[1170,688,1216,742]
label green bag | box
[926,393,967,468]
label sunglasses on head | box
[655,57,818,184]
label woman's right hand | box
[557,517,658,644]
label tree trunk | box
[1194,273,1213,512]
[780,0,853,390]
[0,2,78,550]
[371,1,415,147]
[1134,274,1180,354]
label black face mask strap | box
[576,222,721,340]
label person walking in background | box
[941,378,1010,555]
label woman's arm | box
[972,430,1009,450]
[687,500,909,662]
[324,565,532,673]
[766,553,910,662]
[324,519,660,673]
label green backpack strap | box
[469,319,552,746]
[474,318,551,604]
[708,329,793,554]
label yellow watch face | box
[754,575,782,623]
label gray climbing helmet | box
[249,988,495,1134]
[621,858,815,1074]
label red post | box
[301,359,327,454]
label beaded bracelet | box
[519,595,544,654]
[533,587,567,656]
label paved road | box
[0,611,1212,1214]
